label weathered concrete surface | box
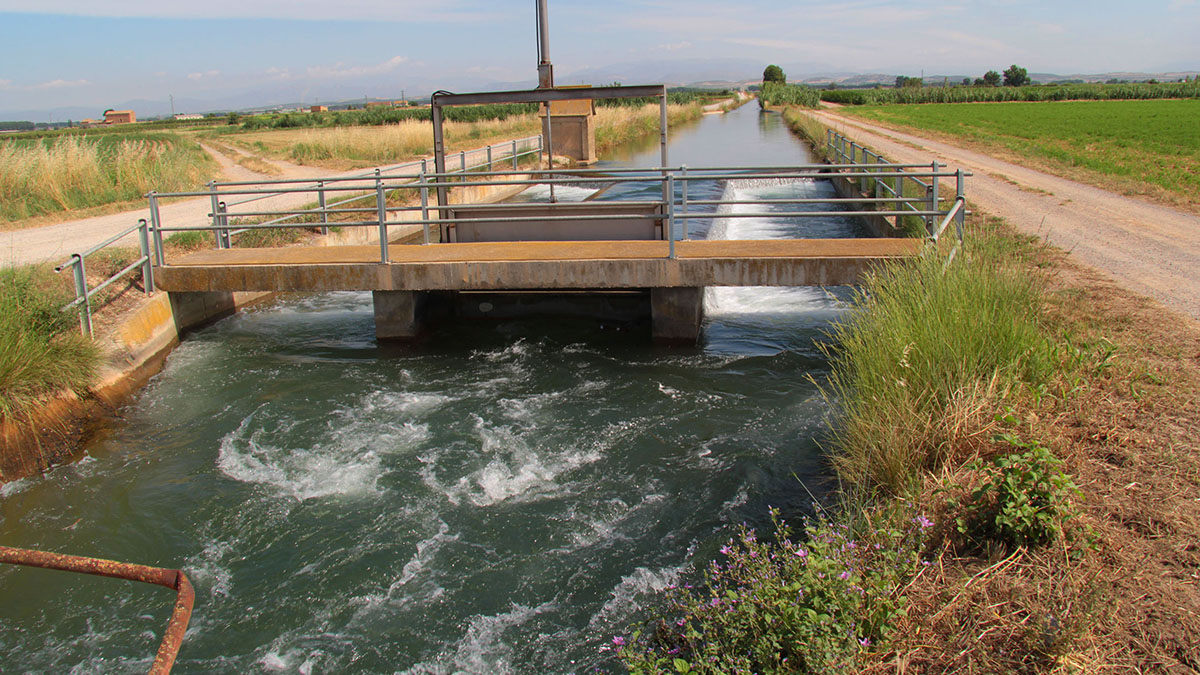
[446,203,662,242]
[373,291,428,339]
[155,239,920,293]
[651,287,704,343]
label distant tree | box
[962,78,972,86]
[1148,78,1158,85]
[895,76,923,88]
[227,112,241,125]
[1003,64,1030,87]
[982,70,1002,86]
[763,64,786,84]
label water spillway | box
[0,104,868,673]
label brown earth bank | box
[880,215,1200,673]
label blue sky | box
[1,0,1197,116]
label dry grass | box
[233,115,542,170]
[0,134,216,222]
[593,103,703,155]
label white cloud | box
[656,41,692,51]
[187,70,220,81]
[306,55,408,79]
[32,79,90,90]
[0,79,12,90]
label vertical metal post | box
[660,90,670,209]
[931,161,940,222]
[955,168,966,242]
[208,181,223,248]
[459,149,466,174]
[849,141,857,165]
[487,144,493,172]
[376,179,389,263]
[431,97,449,234]
[317,180,329,234]
[512,139,518,170]
[419,171,430,245]
[421,158,428,175]
[666,173,676,259]
[70,255,92,338]
[220,202,233,248]
[138,219,154,295]
[149,192,165,266]
[680,165,688,244]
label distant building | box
[310,105,328,113]
[173,113,203,120]
[104,109,136,124]
[80,118,102,128]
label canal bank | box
[1,103,873,673]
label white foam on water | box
[0,476,30,498]
[513,184,599,203]
[218,410,384,501]
[587,563,687,631]
[400,601,557,675]
[186,538,235,599]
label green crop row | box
[820,81,1200,105]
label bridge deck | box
[155,239,922,293]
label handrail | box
[0,545,193,675]
[55,218,155,337]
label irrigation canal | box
[0,103,870,673]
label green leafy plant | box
[952,434,1080,549]
[617,508,929,674]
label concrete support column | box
[373,290,428,340]
[651,287,703,344]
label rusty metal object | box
[0,545,194,674]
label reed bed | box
[593,103,703,155]
[243,115,542,167]
[0,134,214,222]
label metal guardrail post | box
[419,171,430,245]
[460,149,467,173]
[931,160,940,223]
[955,169,966,242]
[376,179,389,263]
[927,161,939,236]
[317,180,329,235]
[666,173,677,260]
[487,144,493,171]
[512,140,518,170]
[680,165,688,244]
[217,201,232,249]
[70,254,92,337]
[138,219,154,295]
[208,181,223,249]
[149,192,165,267]
[421,158,427,175]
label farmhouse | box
[104,109,136,124]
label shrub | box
[950,434,1081,549]
[617,508,930,674]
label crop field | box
[0,132,216,223]
[821,80,1200,105]
[840,99,1200,205]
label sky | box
[1,0,1198,118]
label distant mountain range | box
[2,60,1196,123]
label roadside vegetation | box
[820,79,1200,105]
[0,266,100,421]
[0,133,216,224]
[757,82,822,108]
[594,103,704,155]
[840,99,1200,208]
[616,118,1200,671]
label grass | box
[594,103,703,155]
[821,232,1049,496]
[839,99,1200,207]
[230,115,542,169]
[0,133,217,222]
[0,266,99,420]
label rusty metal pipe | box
[0,546,194,675]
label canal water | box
[0,103,865,673]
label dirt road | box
[800,107,1200,322]
[0,143,516,268]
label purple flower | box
[859,637,871,647]
[839,571,850,580]
[612,636,626,647]
[676,618,686,627]
[915,515,934,529]
[793,548,807,558]
[710,597,721,607]
[720,545,732,555]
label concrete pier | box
[651,287,704,343]
[373,291,429,340]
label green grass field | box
[839,99,1200,205]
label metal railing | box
[825,129,967,245]
[0,545,193,674]
[56,219,155,337]
[149,162,970,265]
[187,135,543,251]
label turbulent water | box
[0,104,867,673]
